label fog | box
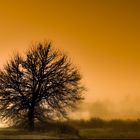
[70,94,140,120]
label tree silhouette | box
[0,42,84,131]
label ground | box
[1,119,140,139]
[0,127,140,139]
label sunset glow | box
[0,0,140,121]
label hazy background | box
[0,0,140,123]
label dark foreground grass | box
[1,119,140,139]
[0,128,78,139]
[70,118,140,139]
[79,128,140,139]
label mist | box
[70,94,140,120]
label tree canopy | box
[0,42,84,130]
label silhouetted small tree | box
[0,42,84,131]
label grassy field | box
[0,128,78,139]
[1,119,140,139]
[79,128,140,139]
[71,118,140,139]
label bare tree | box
[0,42,84,130]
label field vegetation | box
[1,118,140,139]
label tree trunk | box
[28,106,35,131]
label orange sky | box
[0,0,140,120]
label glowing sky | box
[0,0,140,120]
